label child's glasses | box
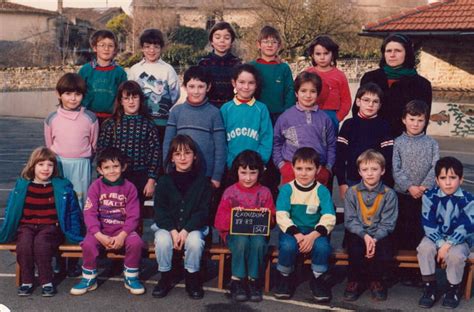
[122,95,140,102]
[360,97,380,105]
[260,39,279,46]
[97,43,115,50]
[172,150,194,159]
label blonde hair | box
[356,149,385,170]
[21,147,59,180]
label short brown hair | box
[294,71,322,95]
[257,26,281,43]
[56,73,86,96]
[90,29,118,48]
[403,100,429,120]
[21,147,59,180]
[209,22,236,43]
[356,149,385,170]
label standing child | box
[306,35,351,131]
[198,22,241,108]
[44,73,99,209]
[98,80,161,205]
[335,82,394,199]
[79,29,127,124]
[274,147,336,302]
[214,150,275,302]
[220,64,273,169]
[417,157,473,309]
[0,147,83,297]
[152,135,211,299]
[70,148,145,296]
[249,26,295,124]
[163,66,226,188]
[273,71,336,187]
[343,150,398,301]
[128,28,180,143]
[393,100,439,284]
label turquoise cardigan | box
[0,177,84,243]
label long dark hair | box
[112,80,149,124]
[164,134,201,174]
[379,33,416,69]
[306,35,339,67]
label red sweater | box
[306,67,352,121]
[214,182,275,240]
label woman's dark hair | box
[307,35,339,66]
[229,150,264,184]
[112,80,148,123]
[209,21,236,43]
[294,71,322,96]
[232,64,261,98]
[379,33,416,69]
[164,134,201,173]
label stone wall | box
[0,66,78,92]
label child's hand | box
[294,233,304,245]
[339,184,349,200]
[177,229,189,250]
[211,179,221,189]
[364,234,376,258]
[408,186,424,199]
[110,231,127,250]
[299,231,320,254]
[437,243,451,265]
[143,178,156,198]
[170,229,180,250]
[95,232,113,249]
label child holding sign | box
[215,150,275,302]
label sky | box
[11,0,133,14]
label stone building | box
[360,0,474,137]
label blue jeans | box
[153,226,208,273]
[227,234,268,279]
[277,229,331,274]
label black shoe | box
[67,264,82,278]
[442,283,460,309]
[41,285,57,297]
[369,281,387,301]
[185,271,204,299]
[310,275,332,303]
[248,279,262,302]
[344,281,362,301]
[152,271,173,298]
[419,281,437,308]
[17,284,33,297]
[230,279,248,302]
[274,272,292,300]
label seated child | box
[274,147,336,302]
[335,82,393,199]
[273,71,336,188]
[214,150,275,302]
[0,147,83,297]
[152,135,211,300]
[343,149,398,301]
[417,156,473,309]
[70,148,145,296]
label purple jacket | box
[273,104,336,168]
[84,178,140,235]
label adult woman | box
[352,34,432,137]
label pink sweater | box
[44,107,99,158]
[306,67,352,121]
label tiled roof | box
[0,2,57,15]
[62,7,124,28]
[363,0,474,32]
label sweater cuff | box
[286,225,300,235]
[315,225,328,237]
[435,239,447,249]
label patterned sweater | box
[276,180,335,236]
[84,178,140,235]
[98,114,161,179]
[393,132,439,194]
[198,52,241,108]
[214,182,275,239]
[422,187,473,248]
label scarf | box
[383,65,417,79]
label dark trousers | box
[346,232,393,283]
[394,192,423,250]
[124,169,149,206]
[16,223,63,285]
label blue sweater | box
[220,97,273,167]
[163,99,227,182]
[0,177,84,243]
[422,187,473,248]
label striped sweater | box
[20,182,58,225]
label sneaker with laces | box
[442,283,460,309]
[41,285,57,297]
[17,284,34,297]
[248,279,262,302]
[369,281,387,301]
[310,275,332,303]
[230,279,248,302]
[344,281,362,301]
[418,281,437,308]
[274,272,292,300]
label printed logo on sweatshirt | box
[227,127,259,141]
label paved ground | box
[0,116,473,311]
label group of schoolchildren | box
[0,21,472,309]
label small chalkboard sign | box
[230,208,270,236]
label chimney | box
[58,0,63,14]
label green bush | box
[168,26,208,50]
[162,43,207,67]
